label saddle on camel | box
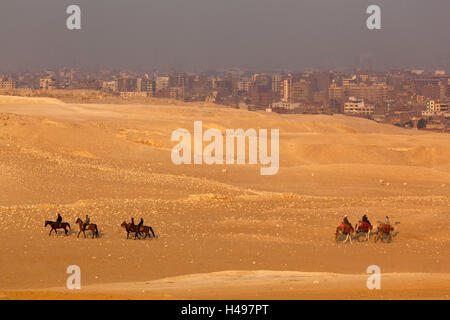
[355,220,373,241]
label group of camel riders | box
[341,214,391,231]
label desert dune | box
[0,95,449,300]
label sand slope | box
[0,97,449,299]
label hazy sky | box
[0,0,449,72]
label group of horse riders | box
[51,213,150,239]
[56,213,91,230]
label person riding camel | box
[137,218,144,236]
[56,213,62,227]
[83,215,90,231]
[343,215,351,227]
[362,214,372,227]
[384,216,391,226]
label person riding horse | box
[56,213,63,227]
[137,218,144,236]
[83,215,90,231]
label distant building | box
[422,100,449,116]
[237,78,252,93]
[40,78,56,90]
[281,79,312,103]
[120,91,148,98]
[139,79,155,97]
[271,74,282,93]
[344,97,374,115]
[249,85,272,107]
[155,76,170,92]
[0,80,16,89]
[271,101,302,110]
[102,80,118,92]
[117,78,137,92]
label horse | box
[137,225,156,239]
[121,221,140,239]
[355,221,373,242]
[120,222,156,240]
[75,218,99,239]
[45,220,71,236]
[335,223,354,244]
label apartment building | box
[344,97,374,115]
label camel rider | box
[137,218,144,235]
[343,215,351,227]
[83,215,90,230]
[362,214,372,227]
[384,216,391,226]
[56,213,62,227]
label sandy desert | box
[0,95,449,300]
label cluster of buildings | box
[0,67,449,131]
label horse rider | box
[83,215,90,230]
[137,218,144,235]
[131,217,136,229]
[56,213,63,227]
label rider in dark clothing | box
[137,218,144,236]
[56,213,62,226]
[362,214,372,227]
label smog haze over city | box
[0,0,449,72]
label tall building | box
[140,79,155,97]
[271,74,282,93]
[249,85,273,107]
[281,78,312,102]
[155,76,169,92]
[117,78,137,92]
